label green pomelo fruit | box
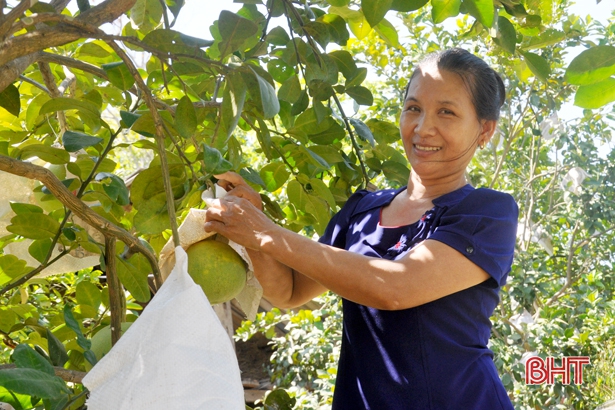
[185,239,247,305]
[85,322,133,371]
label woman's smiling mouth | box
[414,144,442,152]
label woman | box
[205,48,518,409]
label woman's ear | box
[479,120,497,147]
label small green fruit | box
[85,322,133,371]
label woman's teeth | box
[415,145,441,151]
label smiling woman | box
[204,48,518,409]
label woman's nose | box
[414,113,435,137]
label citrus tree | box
[0,0,614,409]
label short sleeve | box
[318,189,369,249]
[429,189,519,287]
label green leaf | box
[76,281,102,311]
[256,118,273,159]
[374,18,399,47]
[116,253,151,303]
[0,255,28,279]
[130,164,186,208]
[565,46,615,86]
[28,239,53,264]
[0,368,69,399]
[574,77,615,109]
[7,214,61,240]
[38,97,100,123]
[267,59,295,84]
[101,62,135,91]
[521,51,551,82]
[463,0,494,27]
[46,329,69,367]
[63,305,91,351]
[382,160,410,185]
[20,144,70,165]
[349,118,375,146]
[309,122,346,145]
[278,75,302,103]
[142,29,204,55]
[165,0,184,20]
[11,343,55,376]
[0,84,20,116]
[366,119,399,144]
[203,145,233,175]
[10,202,43,215]
[220,71,247,142]
[259,162,290,192]
[327,0,349,6]
[495,16,516,54]
[264,388,297,409]
[249,67,280,119]
[523,28,565,50]
[291,89,309,115]
[361,0,392,28]
[346,86,373,106]
[133,196,170,235]
[175,96,197,139]
[130,0,163,31]
[218,10,258,58]
[266,26,290,45]
[431,0,461,23]
[120,110,141,127]
[346,67,368,88]
[347,14,372,40]
[62,131,104,152]
[239,167,266,188]
[328,50,357,79]
[308,178,336,209]
[95,172,130,205]
[390,0,427,12]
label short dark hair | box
[407,48,506,121]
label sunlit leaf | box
[102,62,135,91]
[12,344,54,375]
[431,0,460,23]
[574,77,615,109]
[521,51,551,82]
[349,118,375,146]
[464,0,494,27]
[495,16,516,54]
[218,10,258,58]
[116,252,152,303]
[565,46,615,86]
[249,67,280,119]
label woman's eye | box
[405,105,420,112]
[440,109,454,115]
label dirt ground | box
[235,332,273,383]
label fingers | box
[214,171,246,190]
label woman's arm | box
[205,192,491,311]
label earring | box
[479,143,484,150]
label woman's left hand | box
[204,195,278,251]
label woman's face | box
[399,63,496,182]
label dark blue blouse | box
[318,185,518,410]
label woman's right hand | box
[213,171,263,211]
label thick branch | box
[0,0,136,90]
[0,364,86,384]
[0,155,161,285]
[0,0,31,40]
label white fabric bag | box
[82,247,245,409]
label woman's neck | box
[405,171,468,201]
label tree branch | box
[0,0,31,40]
[105,237,123,346]
[0,155,161,287]
[0,0,137,90]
